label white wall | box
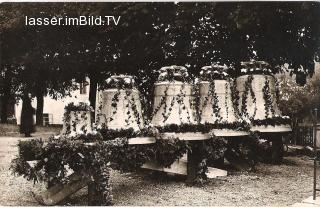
[15,79,90,125]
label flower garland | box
[200,65,229,81]
[189,132,228,184]
[151,85,170,119]
[96,76,144,129]
[64,101,93,112]
[240,75,254,118]
[225,82,229,119]
[157,65,191,83]
[108,90,120,122]
[240,60,273,76]
[251,116,291,126]
[62,102,93,135]
[230,79,241,120]
[100,75,135,90]
[98,126,159,141]
[10,132,192,201]
[152,67,194,125]
[262,76,275,118]
[210,80,222,121]
[156,122,250,133]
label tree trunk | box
[36,92,44,126]
[89,75,97,121]
[0,80,10,123]
[0,92,8,123]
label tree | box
[1,2,320,123]
[278,70,320,143]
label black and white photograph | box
[0,1,320,206]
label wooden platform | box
[128,137,156,144]
[142,153,227,178]
[211,129,249,137]
[251,124,292,133]
[161,132,210,140]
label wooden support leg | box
[33,173,90,205]
[271,134,284,164]
[88,165,112,206]
[186,141,204,184]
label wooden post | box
[33,173,90,205]
[313,108,318,200]
[271,133,284,164]
[186,141,202,184]
[88,165,112,206]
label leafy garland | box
[188,132,228,184]
[96,86,143,129]
[225,82,229,119]
[230,79,242,120]
[240,61,273,76]
[64,101,93,112]
[152,80,194,125]
[200,65,229,81]
[240,75,254,118]
[100,75,136,90]
[274,78,281,107]
[251,116,291,126]
[157,65,191,83]
[262,76,275,118]
[151,84,169,119]
[108,90,120,122]
[98,126,159,141]
[210,80,222,121]
[156,122,250,133]
[63,102,93,135]
[10,133,191,203]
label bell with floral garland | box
[95,75,144,131]
[151,65,197,127]
[199,64,249,137]
[236,60,291,163]
[61,101,93,137]
[236,60,291,133]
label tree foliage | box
[0,2,319,122]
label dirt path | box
[0,136,316,206]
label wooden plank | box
[33,173,90,205]
[211,129,249,137]
[142,160,188,175]
[251,125,292,133]
[128,137,156,145]
[161,132,210,140]
[206,167,228,178]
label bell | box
[199,64,249,136]
[95,75,144,131]
[236,61,291,132]
[61,101,93,136]
[151,65,197,127]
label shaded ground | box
[0,123,61,137]
[0,132,317,206]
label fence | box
[295,125,314,146]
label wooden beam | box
[33,173,90,206]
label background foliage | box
[0,2,320,123]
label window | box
[79,82,87,94]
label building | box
[15,79,90,125]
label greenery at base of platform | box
[10,131,260,205]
